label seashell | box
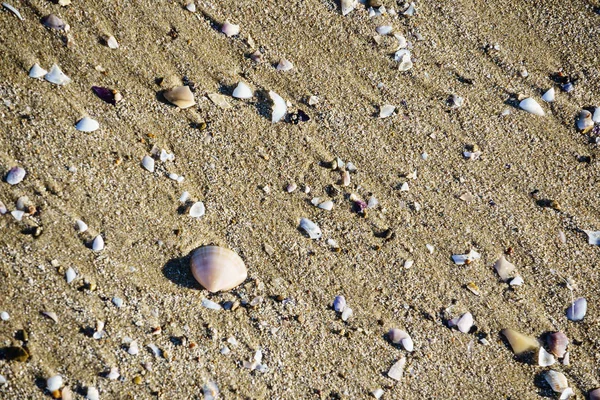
[75,117,100,132]
[576,110,593,132]
[208,93,231,109]
[562,351,569,365]
[454,312,473,333]
[128,340,139,355]
[509,275,524,286]
[286,183,297,193]
[0,201,6,215]
[185,2,196,12]
[189,201,205,218]
[276,59,293,71]
[340,0,357,15]
[559,388,574,400]
[44,64,71,85]
[341,307,353,321]
[41,14,66,30]
[29,63,47,79]
[593,107,600,123]
[61,386,73,400]
[404,259,414,268]
[75,219,88,232]
[203,381,219,400]
[451,249,480,265]
[501,328,539,355]
[589,388,600,400]
[250,50,264,63]
[403,2,416,16]
[5,166,26,185]
[547,332,568,358]
[519,97,544,116]
[394,34,407,50]
[372,388,384,399]
[494,255,515,281]
[107,367,120,380]
[545,370,568,393]
[538,346,556,366]
[387,357,406,381]
[400,182,409,191]
[367,196,378,208]
[47,375,63,391]
[92,86,122,105]
[202,298,222,310]
[566,297,587,321]
[299,218,322,239]
[86,386,99,400]
[190,246,247,293]
[179,191,190,203]
[541,87,555,102]
[269,91,287,123]
[42,311,59,323]
[0,311,8,321]
[388,329,413,352]
[318,200,334,211]
[221,20,240,37]
[341,170,350,186]
[562,82,574,92]
[3,3,24,20]
[92,235,104,252]
[141,155,155,172]
[376,26,393,35]
[333,295,346,312]
[163,86,195,109]
[232,82,253,99]
[65,267,76,283]
[106,35,119,49]
[379,104,395,118]
[11,210,24,221]
[583,230,600,245]
[308,95,319,105]
[395,49,413,71]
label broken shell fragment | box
[538,346,556,367]
[576,110,593,132]
[501,328,539,355]
[3,3,23,20]
[340,0,357,15]
[29,63,47,79]
[494,255,515,282]
[208,93,231,109]
[451,249,480,265]
[163,86,196,109]
[593,107,600,123]
[75,117,99,132]
[221,20,240,37]
[41,14,66,30]
[92,235,104,252]
[583,230,600,245]
[542,88,555,102]
[185,2,196,12]
[105,35,119,49]
[379,104,395,118]
[47,375,63,392]
[141,155,155,172]
[547,332,569,358]
[269,91,287,123]
[44,64,71,85]
[545,370,568,393]
[189,201,205,218]
[519,97,544,116]
[388,329,414,352]
[455,312,473,333]
[232,82,253,99]
[387,357,406,381]
[566,297,587,321]
[589,388,600,400]
[190,246,248,292]
[276,59,293,71]
[395,49,413,71]
[299,218,322,239]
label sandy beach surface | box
[1,0,600,398]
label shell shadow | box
[533,371,554,398]
[162,253,200,289]
[254,89,272,121]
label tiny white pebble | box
[65,267,76,283]
[176,175,184,183]
[46,375,63,392]
[189,202,205,218]
[11,210,24,221]
[141,155,155,172]
[128,340,139,355]
[86,386,99,400]
[168,173,179,180]
[404,259,414,269]
[112,297,124,307]
[0,311,9,321]
[426,244,434,254]
[341,307,353,321]
[179,191,190,203]
[75,219,88,232]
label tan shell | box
[190,246,247,292]
[501,328,539,355]
[163,86,196,109]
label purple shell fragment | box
[92,86,118,105]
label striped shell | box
[190,246,247,293]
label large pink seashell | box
[190,246,247,292]
[547,332,569,358]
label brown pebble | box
[51,390,61,399]
[296,315,305,324]
[133,376,143,385]
[275,294,285,302]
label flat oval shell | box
[566,297,587,321]
[299,218,322,239]
[41,14,66,30]
[5,166,26,185]
[547,332,568,358]
[190,246,248,292]
[333,295,346,312]
[577,110,593,131]
[545,370,568,393]
[221,20,240,37]
[163,86,195,109]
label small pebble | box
[5,166,26,185]
[65,267,76,283]
[189,202,205,218]
[128,340,139,355]
[341,307,353,321]
[46,375,63,392]
[86,387,99,400]
[112,297,124,307]
[141,155,155,172]
[1,311,9,321]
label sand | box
[1,0,600,398]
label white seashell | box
[190,246,248,292]
[107,367,120,380]
[299,218,322,239]
[221,20,240,37]
[388,329,413,352]
[203,381,220,400]
[538,347,556,366]
[42,14,66,29]
[451,249,480,265]
[163,86,195,109]
[269,90,287,123]
[276,59,294,71]
[75,117,100,132]
[379,104,395,118]
[0,201,6,214]
[509,275,524,286]
[1,311,9,321]
[29,63,47,78]
[341,170,350,186]
[333,295,346,312]
[128,340,139,355]
[404,259,414,269]
[541,88,555,102]
[455,312,473,333]
[75,219,88,232]
[400,182,409,191]
[189,202,205,218]
[11,210,24,221]
[207,93,231,109]
[106,35,119,49]
[583,230,600,245]
[566,297,587,321]
[179,191,190,203]
[308,95,319,105]
[501,328,539,354]
[44,64,71,85]
[0,374,5,385]
[232,82,253,99]
[286,183,297,193]
[92,235,104,252]
[576,110,593,131]
[202,298,222,310]
[86,386,100,400]
[545,370,568,393]
[494,255,515,281]
[396,50,413,71]
[141,155,155,172]
[185,2,196,12]
[372,388,384,399]
[2,3,24,20]
[403,2,416,16]
[42,311,59,323]
[519,97,544,116]
[367,196,378,208]
[560,388,574,400]
[112,297,123,307]
[341,307,353,321]
[593,107,600,123]
[65,267,76,283]
[387,357,406,381]
[376,26,393,35]
[394,34,407,49]
[426,244,434,253]
[47,375,63,392]
[340,0,356,15]
[318,200,334,211]
[6,166,26,184]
